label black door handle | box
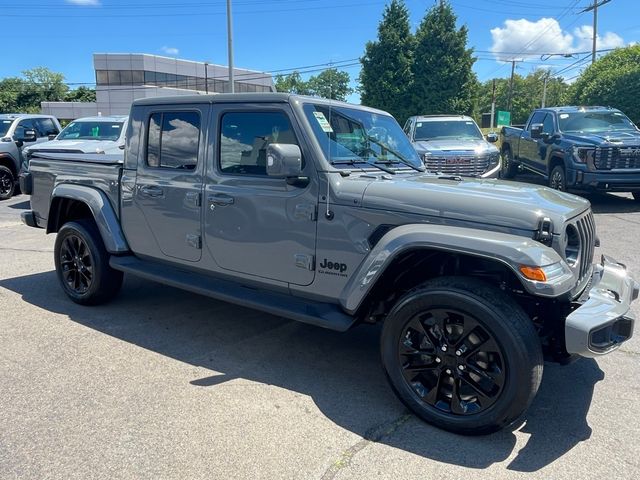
[208,194,235,206]
[139,185,164,198]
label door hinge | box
[186,234,202,249]
[294,203,317,221]
[294,254,315,271]
[186,192,202,207]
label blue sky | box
[1,0,638,103]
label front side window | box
[58,121,124,141]
[542,114,555,134]
[146,111,201,169]
[527,112,546,131]
[219,111,298,176]
[34,118,59,136]
[14,119,36,139]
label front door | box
[128,107,207,263]
[204,106,318,286]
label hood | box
[361,174,589,233]
[25,139,122,155]
[413,138,498,155]
[563,130,640,147]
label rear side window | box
[146,111,201,169]
[219,111,298,176]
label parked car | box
[500,106,640,198]
[21,93,638,435]
[403,115,500,177]
[24,115,128,160]
[0,114,61,200]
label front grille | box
[424,153,490,177]
[594,146,640,170]
[574,211,596,282]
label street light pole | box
[226,0,235,93]
[204,62,209,94]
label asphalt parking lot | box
[1,188,639,480]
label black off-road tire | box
[549,165,566,191]
[54,220,123,305]
[500,147,518,179]
[0,165,16,200]
[380,276,543,435]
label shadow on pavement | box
[0,270,604,471]
[7,199,30,210]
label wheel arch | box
[340,224,572,317]
[548,154,566,175]
[0,154,18,177]
[47,184,129,254]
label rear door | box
[518,111,546,171]
[122,105,208,263]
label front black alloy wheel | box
[549,165,566,191]
[54,220,123,305]
[398,308,505,416]
[381,277,543,435]
[500,148,518,179]
[0,165,16,200]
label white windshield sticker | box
[313,111,333,133]
[465,121,474,125]
[416,122,422,127]
[560,114,569,119]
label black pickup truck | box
[500,106,640,199]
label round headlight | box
[564,224,581,267]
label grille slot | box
[594,146,640,170]
[574,211,596,282]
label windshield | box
[0,119,13,137]
[558,111,637,133]
[414,119,483,141]
[303,103,422,169]
[57,121,124,141]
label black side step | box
[110,256,355,332]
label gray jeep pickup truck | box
[21,93,638,435]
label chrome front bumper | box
[565,255,639,357]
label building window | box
[144,71,156,85]
[132,70,144,84]
[96,70,108,85]
[107,70,121,85]
[120,70,133,85]
[220,111,298,176]
[146,111,201,169]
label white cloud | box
[65,0,101,5]
[490,18,625,61]
[161,46,180,56]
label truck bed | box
[27,153,123,228]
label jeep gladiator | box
[21,93,638,435]
[500,106,640,197]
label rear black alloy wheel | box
[54,220,123,305]
[0,165,15,200]
[398,308,505,416]
[59,233,94,295]
[501,148,518,179]
[381,277,543,435]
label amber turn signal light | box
[519,265,547,282]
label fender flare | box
[339,224,574,314]
[48,184,129,254]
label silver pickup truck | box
[21,93,638,435]
[403,114,501,178]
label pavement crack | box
[320,413,411,480]
[0,247,53,253]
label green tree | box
[22,67,69,104]
[0,77,28,113]
[475,70,569,125]
[569,45,640,124]
[411,0,476,116]
[359,0,414,122]
[64,86,96,102]
[306,68,353,101]
[274,71,310,95]
[0,67,69,114]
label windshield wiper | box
[331,158,396,174]
[366,135,425,172]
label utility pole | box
[507,60,517,115]
[581,0,612,64]
[541,74,549,108]
[226,0,235,93]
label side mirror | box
[486,132,498,143]
[530,123,544,139]
[15,129,37,143]
[266,143,303,178]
